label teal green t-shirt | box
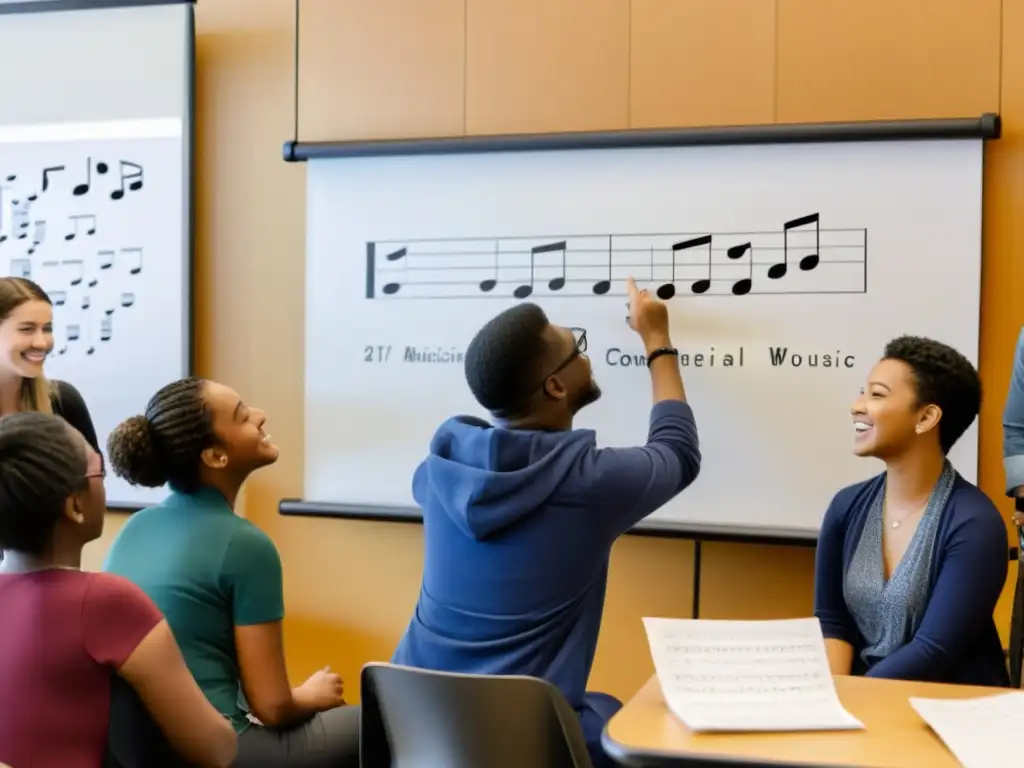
[103,487,285,733]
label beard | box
[570,379,602,415]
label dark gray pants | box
[234,706,360,768]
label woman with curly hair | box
[814,336,1009,687]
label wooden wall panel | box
[630,0,776,128]
[590,537,695,700]
[465,0,630,135]
[297,0,466,141]
[699,543,815,620]
[777,0,1001,123]
[981,0,1024,636]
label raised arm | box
[1005,326,1024,498]
[84,574,236,768]
[581,401,700,537]
[865,498,1008,682]
[228,526,344,728]
[583,278,700,536]
[814,492,857,675]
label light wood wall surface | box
[86,0,1023,705]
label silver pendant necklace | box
[886,497,930,529]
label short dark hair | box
[0,411,87,555]
[107,377,214,493]
[464,303,552,415]
[883,335,981,454]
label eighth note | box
[513,240,568,299]
[120,247,143,275]
[110,161,144,200]
[658,235,712,299]
[62,259,84,287]
[64,214,96,241]
[768,213,820,280]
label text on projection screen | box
[303,138,982,534]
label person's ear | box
[62,493,86,525]
[201,445,229,470]
[915,404,942,437]
[543,375,567,401]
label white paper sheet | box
[909,692,1024,767]
[643,616,865,733]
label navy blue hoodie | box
[392,400,701,715]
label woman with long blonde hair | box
[0,277,97,450]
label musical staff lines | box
[0,153,148,358]
[365,213,867,301]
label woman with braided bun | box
[0,411,236,768]
[103,377,360,768]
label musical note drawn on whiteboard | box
[364,213,867,301]
[0,148,153,360]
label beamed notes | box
[364,213,867,300]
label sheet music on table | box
[364,212,868,301]
[643,617,864,733]
[909,692,1024,767]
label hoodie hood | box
[413,415,596,540]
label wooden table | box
[602,674,1007,767]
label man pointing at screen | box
[392,278,701,767]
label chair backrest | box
[1009,552,1024,687]
[105,674,192,768]
[360,663,593,768]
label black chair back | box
[360,662,593,768]
[106,674,192,768]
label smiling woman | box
[0,277,99,453]
[814,336,1009,688]
[101,377,360,768]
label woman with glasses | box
[0,412,236,768]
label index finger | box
[626,277,640,300]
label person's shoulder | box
[84,571,155,606]
[225,518,280,560]
[50,378,85,409]
[826,473,884,520]
[947,475,1006,530]
[49,380,96,447]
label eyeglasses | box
[536,326,587,386]
[84,454,106,481]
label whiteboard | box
[304,138,983,536]
[0,1,192,508]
